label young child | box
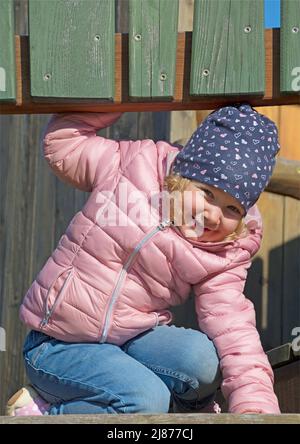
[7,103,281,416]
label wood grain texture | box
[0,413,299,424]
[28,0,115,99]
[128,0,179,98]
[280,0,300,93]
[190,0,264,96]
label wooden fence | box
[1,0,300,114]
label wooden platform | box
[0,413,299,424]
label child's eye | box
[228,206,241,215]
[202,188,214,198]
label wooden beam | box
[0,413,299,424]
[266,157,300,200]
[266,343,292,368]
[1,30,300,114]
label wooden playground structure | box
[0,0,299,423]
[1,0,300,113]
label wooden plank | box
[0,113,54,415]
[28,0,115,99]
[280,0,300,93]
[282,196,300,344]
[273,361,300,413]
[190,0,265,96]
[266,343,292,368]
[128,0,179,98]
[0,413,299,424]
[0,0,16,102]
[2,29,300,113]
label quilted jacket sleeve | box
[193,259,281,414]
[42,112,123,191]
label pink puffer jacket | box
[19,112,280,414]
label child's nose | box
[205,206,221,228]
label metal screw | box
[202,69,210,77]
[244,26,252,33]
[94,35,101,41]
[160,73,167,81]
[43,73,51,81]
[292,26,299,33]
[134,34,142,41]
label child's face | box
[176,181,245,242]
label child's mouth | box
[191,217,211,233]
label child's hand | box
[96,112,123,128]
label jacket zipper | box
[40,268,73,328]
[99,220,171,343]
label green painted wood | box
[190,0,265,96]
[129,0,179,98]
[28,0,115,99]
[0,0,16,102]
[280,0,300,93]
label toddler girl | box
[7,103,281,415]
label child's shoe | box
[6,385,50,416]
[173,398,221,414]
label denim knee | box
[176,329,222,390]
[128,376,171,413]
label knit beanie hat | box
[172,103,280,213]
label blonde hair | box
[163,173,248,242]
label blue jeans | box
[23,325,222,415]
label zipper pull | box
[158,219,171,230]
[40,309,51,328]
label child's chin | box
[180,226,207,239]
[186,229,222,242]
